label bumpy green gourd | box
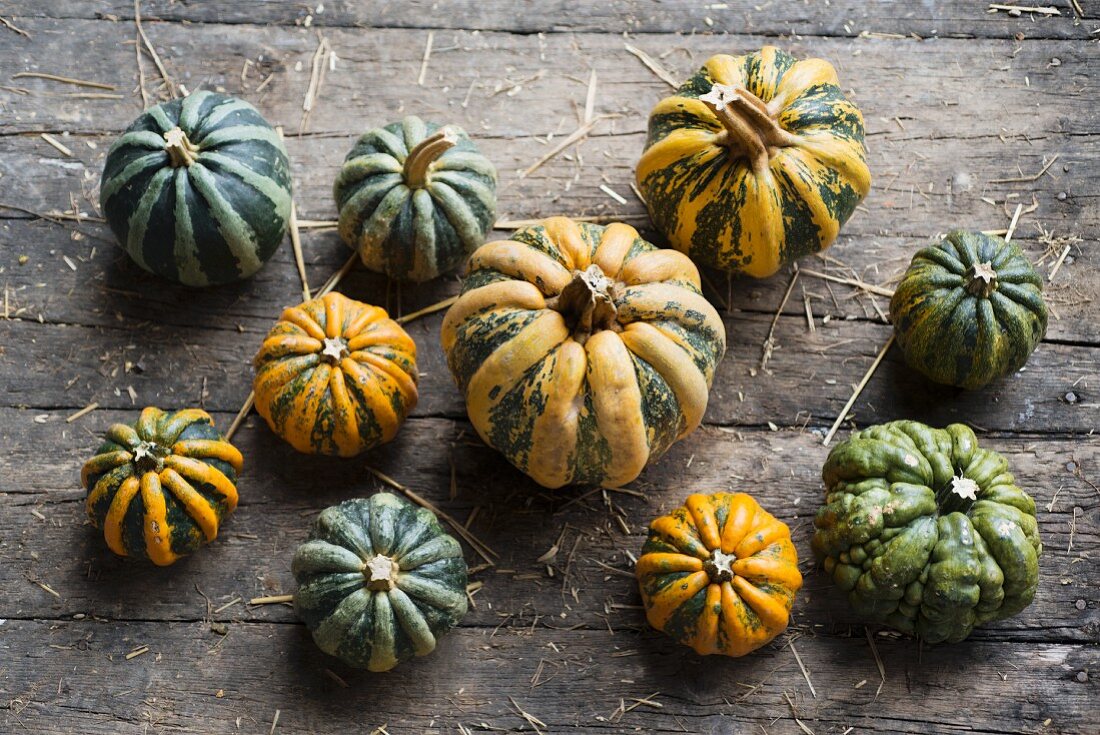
[293,493,468,671]
[812,421,1042,644]
[100,91,292,286]
[334,116,497,282]
[890,230,1048,390]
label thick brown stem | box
[403,127,458,188]
[163,127,198,167]
[548,264,619,343]
[701,83,797,173]
[965,261,998,298]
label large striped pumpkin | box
[441,217,726,489]
[293,493,468,671]
[253,292,419,456]
[100,91,292,286]
[334,116,497,282]
[636,46,871,277]
[81,407,242,566]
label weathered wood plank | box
[12,0,1100,39]
[3,410,1095,642]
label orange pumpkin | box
[636,492,802,656]
[253,292,418,456]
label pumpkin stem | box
[403,127,459,189]
[700,83,797,174]
[548,264,619,343]
[364,554,399,591]
[132,441,167,473]
[163,127,199,167]
[965,261,998,298]
[703,548,737,583]
[321,336,349,364]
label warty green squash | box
[812,421,1042,644]
[293,493,469,671]
[100,91,292,286]
[334,116,497,282]
[636,46,871,277]
[441,217,726,489]
[890,230,1048,390]
[81,407,242,566]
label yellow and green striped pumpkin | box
[441,217,726,489]
[81,407,242,566]
[636,46,871,278]
[890,230,1048,390]
[334,116,497,282]
[100,91,292,286]
[253,292,419,457]
[293,493,468,671]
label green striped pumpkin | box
[890,230,1048,390]
[334,116,497,283]
[293,493,468,671]
[100,91,292,286]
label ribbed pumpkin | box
[100,91,292,286]
[253,292,418,457]
[890,230,1048,390]
[441,217,726,489]
[813,421,1042,644]
[81,407,242,566]
[637,493,802,657]
[636,46,871,277]
[334,116,497,282]
[293,493,469,671]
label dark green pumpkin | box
[812,421,1042,644]
[100,91,292,286]
[334,116,497,282]
[81,407,242,566]
[890,230,1048,390]
[293,493,468,671]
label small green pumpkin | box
[81,407,242,566]
[293,493,468,671]
[812,421,1042,644]
[890,230,1048,390]
[100,91,292,286]
[334,116,497,282]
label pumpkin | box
[81,407,242,566]
[636,492,802,657]
[635,46,871,277]
[293,493,468,671]
[100,91,292,286]
[889,230,1048,390]
[441,217,726,489]
[812,421,1042,644]
[334,115,497,282]
[253,292,418,457]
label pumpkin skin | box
[441,217,726,489]
[100,91,292,286]
[890,230,1048,390]
[636,46,871,277]
[81,407,242,566]
[253,292,418,457]
[637,493,802,657]
[334,116,497,282]
[812,421,1042,644]
[293,493,469,671]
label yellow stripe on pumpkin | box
[645,570,709,631]
[440,281,546,354]
[525,340,586,489]
[620,322,709,440]
[735,517,794,559]
[773,149,840,249]
[542,216,591,271]
[618,250,701,289]
[172,439,243,472]
[585,330,649,488]
[732,575,791,631]
[342,303,388,340]
[649,513,710,560]
[591,222,640,280]
[689,582,724,656]
[103,475,141,557]
[81,450,132,489]
[326,367,363,455]
[163,455,238,511]
[322,292,345,339]
[718,581,768,657]
[733,555,803,591]
[684,493,722,550]
[158,408,213,443]
[720,493,760,554]
[160,467,219,542]
[340,357,400,443]
[280,305,327,340]
[616,283,725,341]
[135,406,163,441]
[702,54,749,91]
[635,552,704,578]
[140,472,178,566]
[346,322,416,352]
[105,423,140,449]
[254,334,323,362]
[468,240,573,295]
[352,351,419,406]
[772,57,841,109]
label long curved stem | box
[403,127,459,188]
[701,83,797,173]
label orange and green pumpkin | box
[637,492,802,656]
[253,292,419,457]
[890,230,1048,390]
[441,217,726,489]
[636,46,871,277]
[81,407,242,566]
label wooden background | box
[1,2,1097,733]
